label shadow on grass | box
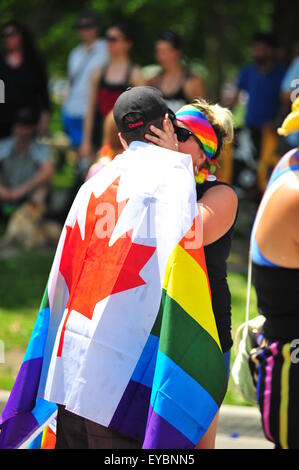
[0,250,54,310]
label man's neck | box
[257,59,275,74]
[83,39,96,51]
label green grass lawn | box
[0,248,258,406]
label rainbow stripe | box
[0,218,227,449]
[0,287,57,449]
[263,341,278,442]
[176,105,218,159]
[279,343,291,449]
[109,216,227,448]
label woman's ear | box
[118,132,128,150]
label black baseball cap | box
[113,86,170,133]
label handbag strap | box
[233,245,252,354]
[70,46,97,87]
[244,245,252,337]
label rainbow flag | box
[0,142,227,449]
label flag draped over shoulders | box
[0,141,227,449]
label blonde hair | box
[191,98,234,154]
[102,111,123,152]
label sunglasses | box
[105,35,122,43]
[77,23,96,30]
[3,29,19,38]
[173,124,205,151]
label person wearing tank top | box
[249,98,299,449]
[148,31,206,112]
[80,24,145,158]
[145,98,238,449]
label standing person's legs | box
[55,405,88,449]
[85,419,142,449]
[195,411,219,449]
[55,404,142,449]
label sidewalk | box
[216,405,273,449]
[0,391,273,449]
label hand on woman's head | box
[145,114,178,152]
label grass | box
[0,248,257,406]
[224,269,258,406]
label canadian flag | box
[38,142,198,426]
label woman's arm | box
[36,57,51,136]
[7,161,54,201]
[130,66,146,86]
[79,68,101,157]
[198,185,238,246]
[184,75,206,100]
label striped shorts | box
[249,337,299,449]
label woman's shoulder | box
[197,181,238,222]
[183,71,206,100]
[129,65,146,86]
[197,180,237,200]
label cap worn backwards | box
[113,86,169,133]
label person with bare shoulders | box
[80,24,145,159]
[145,99,238,449]
[148,31,206,112]
[249,97,299,449]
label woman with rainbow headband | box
[145,98,238,448]
[249,98,299,449]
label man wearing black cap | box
[113,86,178,153]
[54,87,180,449]
[62,11,108,149]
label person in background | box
[280,40,299,150]
[227,32,286,200]
[80,23,145,159]
[85,110,123,180]
[145,99,238,448]
[249,98,299,449]
[62,10,109,150]
[0,21,51,139]
[0,107,54,215]
[148,31,206,112]
[231,32,286,129]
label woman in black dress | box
[0,21,51,138]
[145,98,238,448]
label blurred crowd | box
[0,10,298,247]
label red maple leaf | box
[57,178,156,357]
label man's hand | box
[0,185,14,201]
[0,186,25,202]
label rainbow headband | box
[175,104,218,159]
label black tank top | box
[153,69,193,112]
[196,179,238,353]
[96,64,133,118]
[252,264,299,341]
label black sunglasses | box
[106,35,122,43]
[77,23,96,30]
[3,29,19,38]
[173,124,205,152]
[173,125,193,142]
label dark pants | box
[55,405,142,449]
